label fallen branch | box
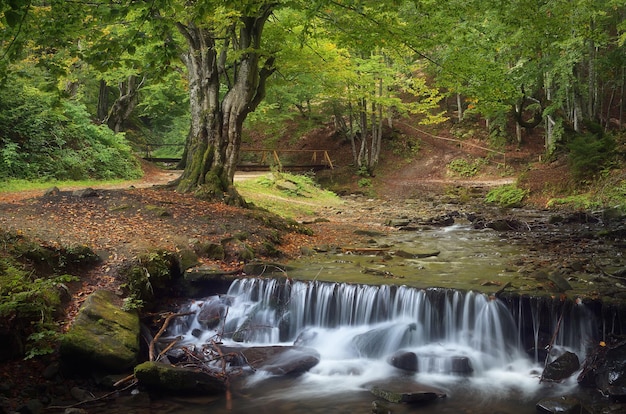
[47,379,138,410]
[539,305,565,383]
[149,311,195,362]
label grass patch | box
[485,184,528,208]
[0,178,137,193]
[236,172,342,219]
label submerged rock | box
[369,382,446,404]
[60,290,140,373]
[536,395,591,414]
[393,249,440,259]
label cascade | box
[167,278,602,382]
[159,278,626,413]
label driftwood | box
[149,311,195,362]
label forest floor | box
[0,120,603,412]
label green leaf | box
[4,9,22,28]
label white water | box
[164,278,597,413]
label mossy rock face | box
[134,361,226,394]
[60,290,140,373]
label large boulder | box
[542,351,580,382]
[134,361,226,394]
[60,290,140,373]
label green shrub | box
[485,184,528,208]
[0,73,142,181]
[567,132,616,180]
[447,158,482,177]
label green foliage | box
[0,72,142,181]
[358,178,372,188]
[121,250,176,310]
[0,253,78,359]
[546,194,601,210]
[485,184,528,208]
[0,230,103,359]
[391,135,421,159]
[447,158,483,178]
[567,132,616,180]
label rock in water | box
[542,351,580,382]
[369,382,445,404]
[536,396,591,414]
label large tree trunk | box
[175,9,274,204]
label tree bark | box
[97,80,109,122]
[174,7,275,203]
[104,75,144,133]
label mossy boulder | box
[134,361,226,394]
[60,290,140,373]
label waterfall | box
[169,278,599,377]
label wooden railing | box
[142,145,334,171]
[238,148,334,171]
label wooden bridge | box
[142,145,333,171]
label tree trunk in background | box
[105,75,144,133]
[97,80,109,123]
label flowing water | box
[153,222,618,413]
[160,278,602,414]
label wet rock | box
[393,249,440,259]
[243,261,294,276]
[197,298,227,329]
[417,213,458,226]
[294,329,318,347]
[352,323,417,358]
[70,387,94,402]
[389,351,418,372]
[485,218,526,231]
[385,218,411,227]
[369,382,445,404]
[542,351,580,382]
[183,266,240,296]
[578,340,626,400]
[258,348,320,376]
[221,345,320,376]
[548,272,573,292]
[134,361,226,395]
[60,290,140,373]
[536,395,591,414]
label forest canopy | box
[0,0,624,188]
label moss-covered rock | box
[134,361,226,394]
[60,290,140,373]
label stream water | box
[152,221,620,413]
